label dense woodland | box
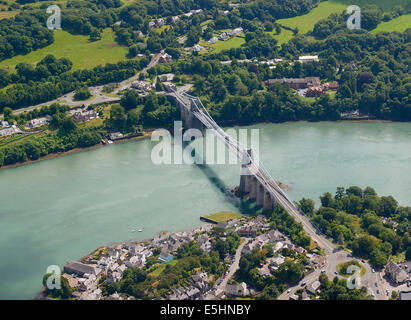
[298,186,411,268]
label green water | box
[1,121,411,299]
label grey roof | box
[400,291,411,300]
[64,261,99,276]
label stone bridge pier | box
[239,149,277,210]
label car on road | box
[375,282,378,287]
[386,289,389,296]
[321,269,326,273]
[301,282,306,286]
[361,259,365,263]
[334,271,338,275]
[376,289,380,295]
[372,269,375,273]
[223,275,226,279]
[287,289,291,293]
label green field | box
[371,14,411,33]
[202,211,243,223]
[330,0,411,11]
[276,1,347,34]
[267,0,410,44]
[207,36,245,53]
[270,28,295,45]
[0,28,130,72]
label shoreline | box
[1,119,407,172]
[0,131,153,171]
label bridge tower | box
[238,148,253,195]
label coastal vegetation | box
[300,186,411,268]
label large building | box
[225,282,249,297]
[265,77,321,90]
[400,290,411,300]
[385,261,408,283]
[63,261,102,277]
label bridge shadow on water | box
[180,139,261,216]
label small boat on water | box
[131,229,136,233]
[138,229,143,232]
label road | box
[1,51,164,118]
[216,238,250,292]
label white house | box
[225,282,249,297]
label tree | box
[74,86,92,101]
[338,232,345,245]
[108,104,126,131]
[391,290,398,300]
[120,90,139,111]
[298,198,315,216]
[275,260,304,283]
[42,274,73,299]
[320,192,334,208]
[405,247,411,261]
[3,107,13,122]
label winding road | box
[1,51,164,118]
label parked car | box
[377,290,380,295]
[375,282,378,287]
[301,282,306,286]
[287,289,291,293]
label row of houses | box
[218,27,243,40]
[149,9,203,29]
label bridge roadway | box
[171,90,335,254]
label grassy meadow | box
[371,14,411,33]
[0,28,130,72]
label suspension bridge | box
[166,88,334,253]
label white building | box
[298,55,319,63]
[225,282,249,297]
[27,115,51,128]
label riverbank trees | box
[301,186,411,268]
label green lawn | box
[267,0,409,45]
[207,36,245,53]
[270,28,295,45]
[276,1,347,35]
[202,211,243,223]
[330,0,411,11]
[0,28,130,72]
[371,14,411,33]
